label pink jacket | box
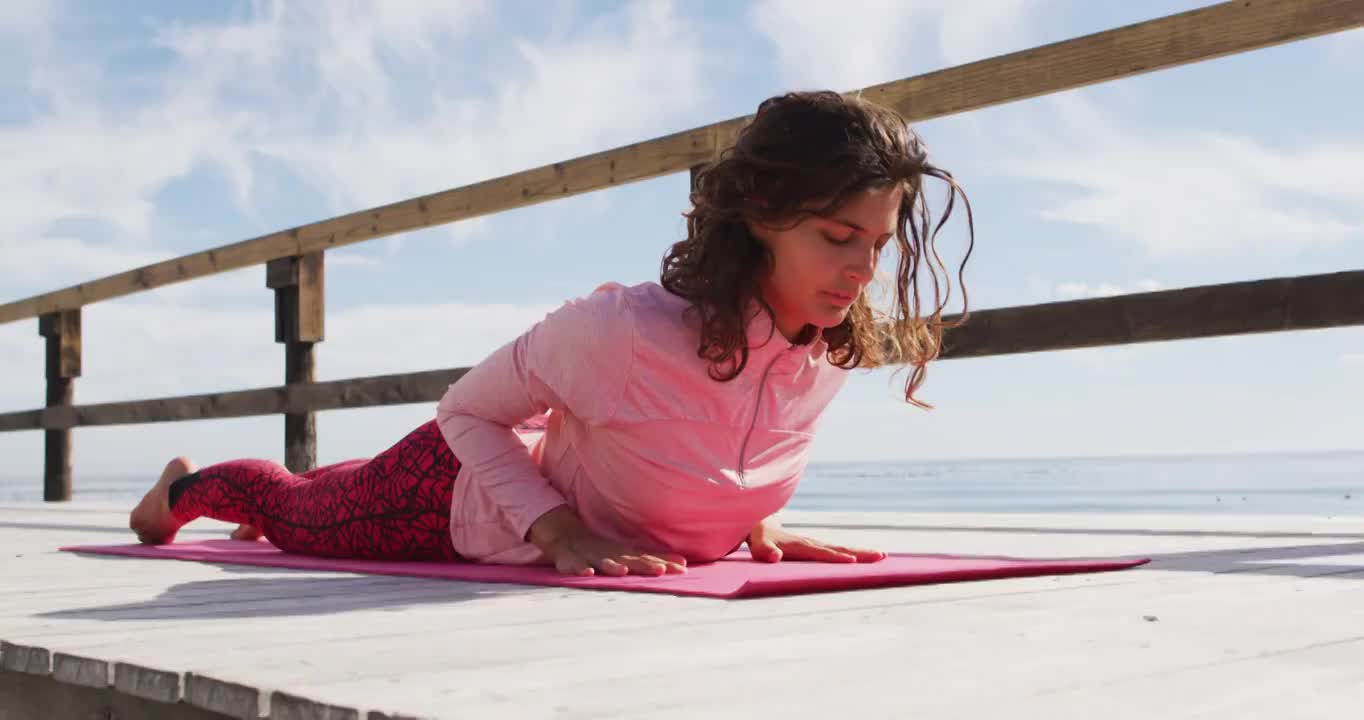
[435,281,849,565]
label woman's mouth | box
[821,290,855,308]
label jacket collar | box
[743,297,830,366]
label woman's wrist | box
[526,504,585,551]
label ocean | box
[3,451,1361,515]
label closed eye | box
[824,233,856,246]
[824,228,893,259]
[828,234,892,253]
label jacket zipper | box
[736,344,798,487]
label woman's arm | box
[435,284,634,543]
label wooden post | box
[38,309,80,501]
[266,252,324,473]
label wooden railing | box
[4,0,1363,501]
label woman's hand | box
[527,505,688,577]
[746,517,886,563]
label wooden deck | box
[2,502,1362,719]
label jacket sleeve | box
[435,283,635,541]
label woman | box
[130,90,974,578]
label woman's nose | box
[845,249,875,284]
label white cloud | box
[1342,353,1364,367]
[0,296,555,410]
[0,0,55,42]
[256,1,707,238]
[1003,94,1364,258]
[750,0,927,91]
[0,2,708,477]
[1,1,707,303]
[934,0,1036,66]
[1053,278,1163,300]
[750,0,1037,91]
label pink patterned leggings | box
[166,419,462,561]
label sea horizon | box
[3,447,1360,515]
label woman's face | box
[749,185,902,342]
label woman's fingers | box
[784,541,858,563]
[817,542,886,562]
[550,531,879,575]
[551,531,690,576]
[567,552,685,577]
[616,553,686,576]
[831,545,887,562]
[556,555,595,577]
[605,555,656,576]
[783,540,887,563]
[659,552,689,568]
[654,553,689,574]
[598,557,631,577]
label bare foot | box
[129,457,197,544]
[230,524,263,541]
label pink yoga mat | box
[61,540,1148,599]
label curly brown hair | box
[660,90,974,408]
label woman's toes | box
[130,456,196,544]
[161,456,197,482]
[230,524,263,541]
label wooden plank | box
[265,564,1364,717]
[270,254,325,344]
[272,285,295,344]
[2,0,1360,326]
[283,341,317,472]
[113,661,182,704]
[0,671,235,720]
[863,0,1364,122]
[3,269,1361,433]
[0,409,42,432]
[269,691,361,720]
[4,508,1362,718]
[0,368,468,431]
[1009,638,1364,718]
[38,310,81,379]
[1,641,50,675]
[184,673,264,720]
[38,310,80,501]
[295,253,324,344]
[2,509,1352,640]
[936,270,1364,359]
[11,546,1356,694]
[117,559,1364,697]
[265,257,299,290]
[40,401,72,500]
[50,653,110,689]
[272,253,324,472]
[36,386,286,429]
[437,631,1364,719]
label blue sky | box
[0,0,1361,481]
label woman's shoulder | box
[570,281,695,347]
[585,280,674,301]
[578,281,688,319]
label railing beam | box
[935,270,1364,360]
[0,270,1359,433]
